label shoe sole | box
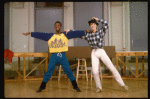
[96,89,102,93]
[36,88,46,92]
[73,88,82,92]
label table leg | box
[18,57,20,78]
[142,56,144,77]
[119,57,123,76]
[136,55,138,78]
[39,57,42,77]
[28,57,31,72]
[45,57,48,72]
[116,56,119,71]
[109,58,113,75]
[23,57,26,80]
[82,58,85,79]
[124,56,126,76]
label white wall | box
[9,2,34,54]
[9,2,130,53]
[28,3,35,52]
[64,2,74,46]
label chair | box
[76,58,88,81]
[58,65,63,81]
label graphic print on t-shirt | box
[49,38,67,48]
[48,33,68,53]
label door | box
[74,2,103,46]
[111,3,123,51]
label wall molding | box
[108,2,111,46]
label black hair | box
[54,21,62,27]
[88,19,99,26]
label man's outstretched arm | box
[65,30,91,39]
[22,32,54,41]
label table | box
[5,50,148,81]
[5,52,48,81]
[116,51,148,78]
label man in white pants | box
[81,17,128,93]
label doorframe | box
[9,4,12,51]
[108,2,111,46]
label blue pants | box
[43,52,75,83]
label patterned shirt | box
[82,19,109,49]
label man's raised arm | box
[92,17,109,33]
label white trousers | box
[91,48,125,89]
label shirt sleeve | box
[98,19,109,33]
[31,32,54,41]
[66,30,86,39]
[81,34,87,40]
[81,36,86,40]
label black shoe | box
[71,80,82,92]
[36,81,46,92]
[73,87,82,92]
[36,87,46,92]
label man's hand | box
[22,32,31,36]
[85,30,92,33]
[92,17,99,21]
[65,29,71,34]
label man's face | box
[90,23,97,30]
[54,23,62,32]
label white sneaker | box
[123,85,128,91]
[96,88,102,93]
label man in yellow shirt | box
[22,21,88,92]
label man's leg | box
[91,50,102,92]
[59,53,81,92]
[37,54,57,92]
[96,49,128,90]
[43,54,58,83]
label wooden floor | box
[4,78,148,98]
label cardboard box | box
[48,46,116,59]
[103,46,116,58]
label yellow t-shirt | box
[48,33,68,53]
